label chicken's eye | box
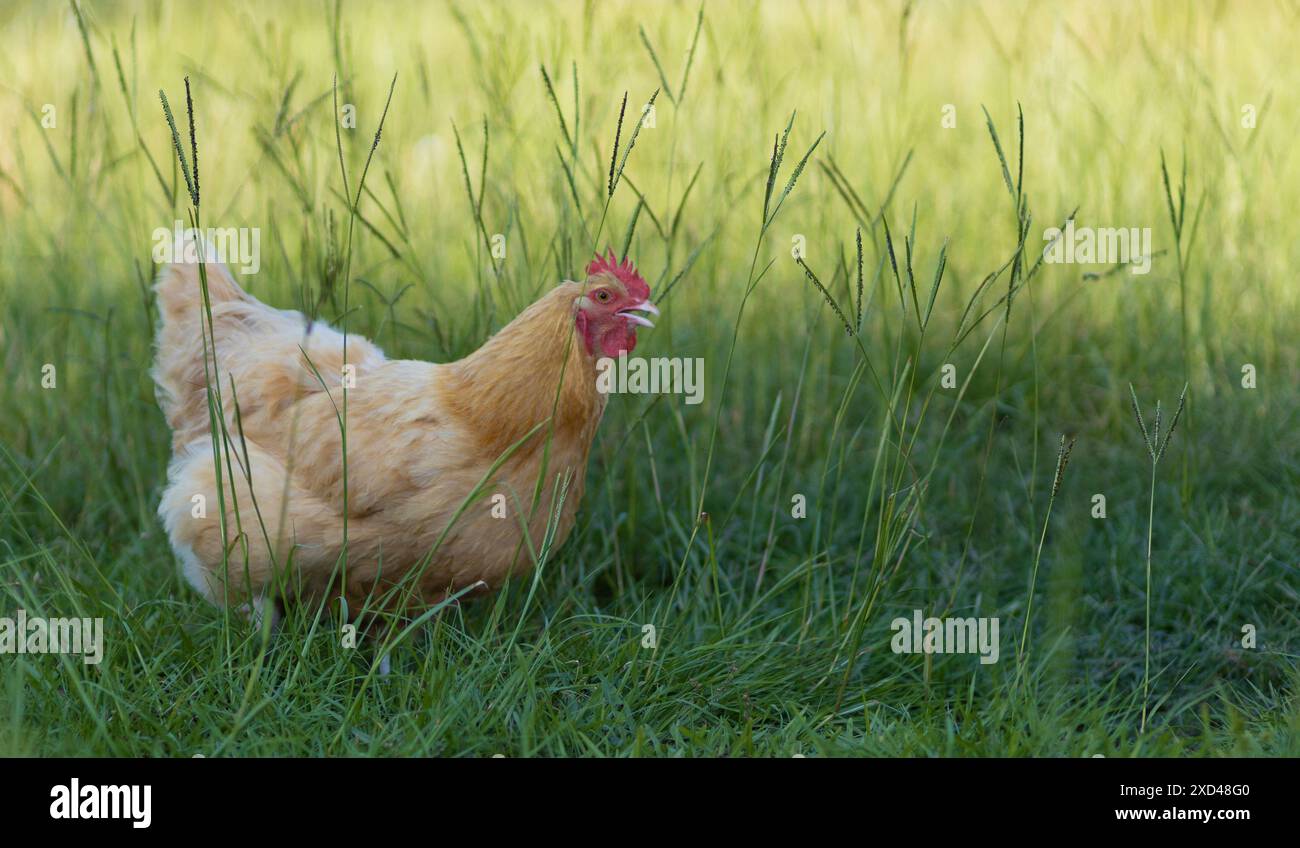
[593,289,612,303]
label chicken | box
[153,250,657,623]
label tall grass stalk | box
[160,79,244,658]
[1018,434,1076,669]
[332,73,398,604]
[1129,382,1187,733]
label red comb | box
[586,249,651,301]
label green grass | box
[0,0,1297,756]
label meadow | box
[0,0,1296,756]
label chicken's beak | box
[619,300,660,329]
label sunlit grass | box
[0,0,1296,756]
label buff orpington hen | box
[153,250,656,623]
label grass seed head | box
[159,87,197,208]
[607,91,627,198]
[854,227,864,332]
[1051,434,1077,497]
[184,76,199,208]
[1155,383,1189,462]
[1129,383,1155,460]
[797,257,853,336]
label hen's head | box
[574,249,658,357]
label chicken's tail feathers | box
[151,250,388,451]
[154,258,248,321]
[151,256,253,447]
